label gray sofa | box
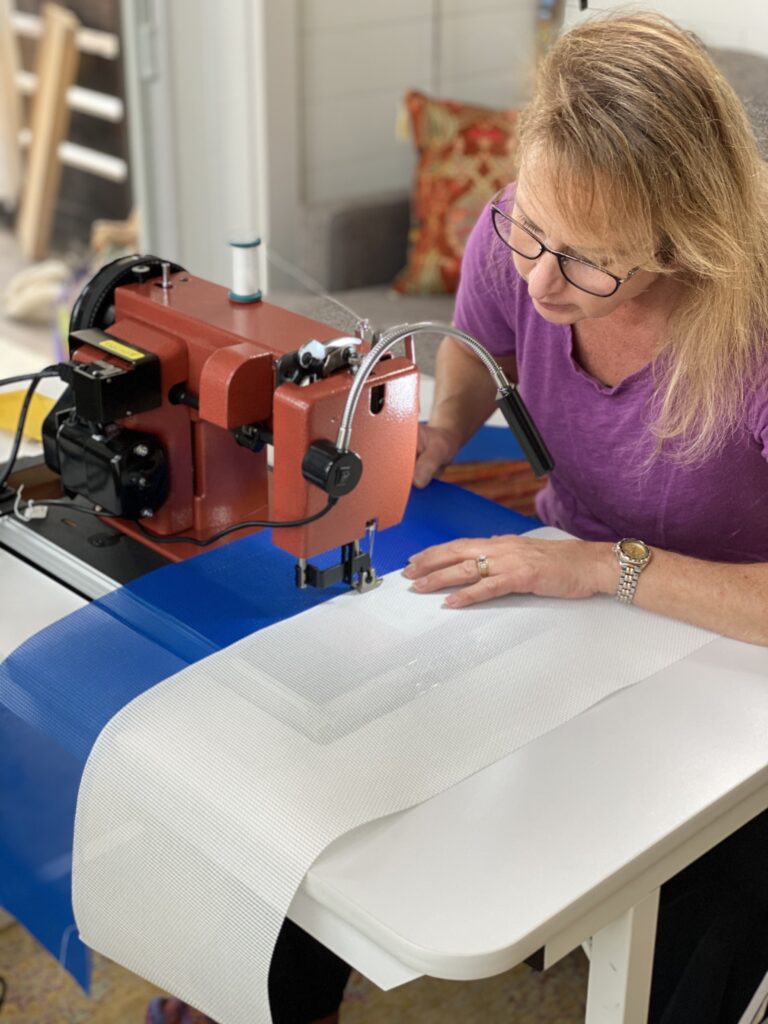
[275,47,768,376]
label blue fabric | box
[454,424,525,463]
[0,481,535,988]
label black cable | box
[0,378,41,493]
[2,495,332,536]
[0,368,61,388]
[0,495,121,524]
[0,365,63,494]
[136,496,338,547]
[27,499,119,518]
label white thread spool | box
[229,238,262,303]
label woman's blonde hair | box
[518,11,768,462]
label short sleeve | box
[452,200,518,358]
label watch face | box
[620,539,649,560]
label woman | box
[407,14,768,644]
[405,11,768,1024]
[151,12,768,1024]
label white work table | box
[3,546,768,1024]
[290,635,768,1022]
[0,545,88,648]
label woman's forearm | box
[593,544,768,646]
[428,337,516,444]
[405,534,768,646]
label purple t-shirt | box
[453,203,768,563]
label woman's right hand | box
[413,423,463,488]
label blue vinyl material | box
[454,424,525,462]
[0,481,536,988]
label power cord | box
[6,487,336,540]
[136,496,338,547]
[9,485,119,524]
[0,368,62,388]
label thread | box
[229,239,262,303]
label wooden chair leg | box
[16,2,80,261]
[0,0,22,208]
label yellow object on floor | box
[0,390,55,441]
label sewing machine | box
[6,254,552,596]
[36,253,423,592]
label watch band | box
[616,561,644,603]
[613,538,652,604]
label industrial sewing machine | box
[1,254,552,595]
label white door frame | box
[121,0,287,290]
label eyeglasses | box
[489,199,641,298]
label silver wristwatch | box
[613,538,652,604]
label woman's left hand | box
[402,535,611,608]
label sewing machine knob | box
[130,264,152,283]
[302,440,362,497]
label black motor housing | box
[42,391,168,518]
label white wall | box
[298,0,536,205]
[123,0,536,287]
[563,0,768,55]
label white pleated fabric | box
[72,535,714,1024]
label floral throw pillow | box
[393,90,519,295]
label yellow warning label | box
[98,339,145,362]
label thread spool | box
[229,238,262,303]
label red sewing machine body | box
[65,268,419,563]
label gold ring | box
[476,554,490,578]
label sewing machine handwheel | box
[70,255,186,332]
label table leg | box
[584,888,660,1024]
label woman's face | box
[512,170,661,324]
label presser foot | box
[296,540,382,593]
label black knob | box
[302,440,363,497]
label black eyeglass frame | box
[489,202,641,298]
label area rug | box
[440,458,546,519]
[0,920,587,1024]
